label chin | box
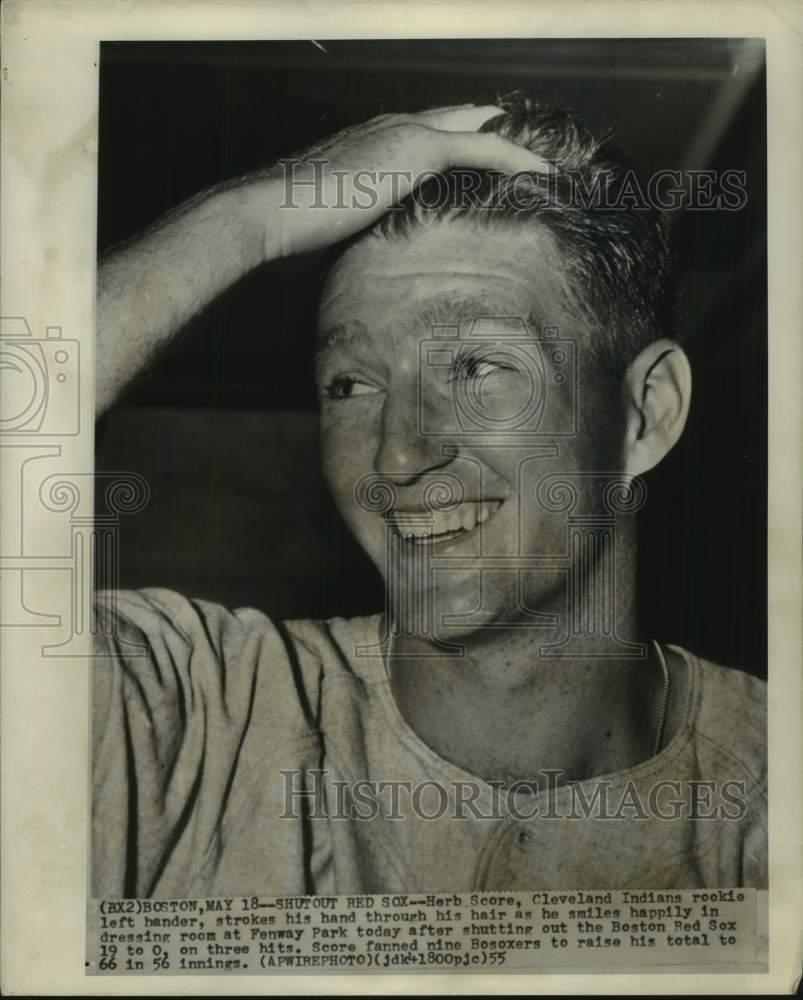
[417,573,523,643]
[432,571,568,642]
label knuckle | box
[389,121,432,143]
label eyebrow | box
[314,291,551,379]
[413,291,529,332]
[317,319,372,355]
[314,320,373,383]
[317,292,532,346]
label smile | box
[389,500,504,545]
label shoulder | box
[279,613,383,676]
[93,587,382,716]
[675,646,766,784]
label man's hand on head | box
[96,104,551,415]
[264,104,553,260]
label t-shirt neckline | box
[355,614,699,803]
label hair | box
[366,92,675,377]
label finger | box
[373,104,487,128]
[413,104,506,132]
[443,131,554,174]
[421,102,477,113]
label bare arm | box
[96,180,270,413]
[96,105,550,414]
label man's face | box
[316,220,626,636]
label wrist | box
[213,176,280,271]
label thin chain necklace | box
[651,639,671,756]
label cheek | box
[573,373,626,467]
[320,411,378,528]
[321,427,355,504]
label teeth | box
[392,501,502,542]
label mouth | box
[388,500,504,546]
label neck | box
[387,533,666,786]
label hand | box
[96,105,550,414]
[264,104,552,260]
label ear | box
[622,340,692,476]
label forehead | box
[317,221,577,350]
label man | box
[93,96,766,898]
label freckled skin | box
[315,218,660,783]
[317,219,625,632]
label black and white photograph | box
[4,3,802,991]
[93,36,767,901]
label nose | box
[373,382,455,484]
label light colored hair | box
[370,92,674,376]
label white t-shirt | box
[91,588,767,898]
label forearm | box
[96,177,274,414]
[95,105,549,415]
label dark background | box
[95,38,767,677]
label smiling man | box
[93,96,766,898]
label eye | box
[448,353,517,383]
[323,374,381,400]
